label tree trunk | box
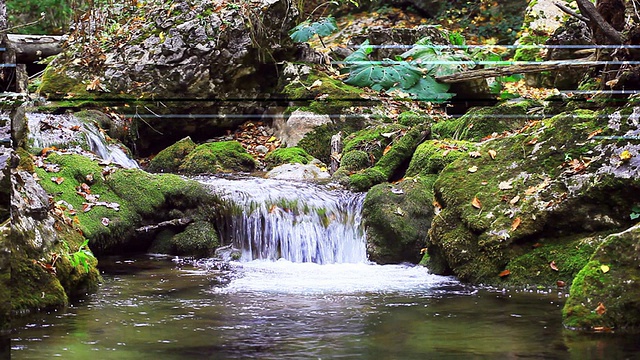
[6,34,63,63]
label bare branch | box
[553,1,589,23]
[575,0,626,44]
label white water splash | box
[199,176,367,264]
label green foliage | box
[63,239,95,273]
[289,16,338,42]
[6,0,72,34]
[343,39,458,103]
[631,205,640,220]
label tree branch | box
[575,0,626,44]
[435,61,598,83]
[554,1,589,23]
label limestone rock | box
[276,110,332,147]
[266,163,330,181]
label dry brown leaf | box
[51,176,64,185]
[550,260,559,271]
[498,269,511,277]
[498,181,513,190]
[556,280,566,287]
[469,151,482,158]
[488,149,497,159]
[442,149,451,157]
[595,302,606,316]
[471,196,482,209]
[383,144,393,156]
[511,217,521,231]
[509,195,520,205]
[587,129,602,139]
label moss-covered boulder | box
[364,176,438,263]
[179,141,256,174]
[264,147,313,170]
[406,139,477,176]
[431,101,541,141]
[562,224,640,332]
[427,108,640,284]
[150,221,220,257]
[34,153,219,255]
[11,167,101,316]
[347,125,428,192]
[147,136,196,173]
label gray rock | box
[275,110,332,147]
[266,163,330,181]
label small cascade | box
[27,113,138,168]
[200,176,368,264]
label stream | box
[9,176,640,359]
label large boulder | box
[427,107,640,284]
[562,224,640,332]
[38,0,299,154]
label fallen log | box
[135,217,192,233]
[435,61,599,83]
[6,34,63,63]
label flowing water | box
[9,177,640,359]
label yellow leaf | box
[600,264,610,273]
[159,32,165,42]
[267,136,277,142]
[620,150,632,161]
[488,149,497,159]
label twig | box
[2,14,45,33]
[553,1,589,23]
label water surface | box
[11,256,640,359]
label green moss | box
[339,150,371,172]
[349,167,386,192]
[179,141,256,174]
[10,252,68,313]
[35,153,214,254]
[172,221,220,257]
[264,147,314,169]
[148,229,177,254]
[283,71,363,114]
[431,101,540,141]
[364,175,437,263]
[298,120,365,164]
[343,124,406,161]
[406,139,476,176]
[147,136,197,173]
[563,226,640,332]
[398,111,430,126]
[16,148,35,172]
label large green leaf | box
[401,38,470,77]
[345,60,422,91]
[289,17,338,43]
[343,40,374,63]
[391,76,454,102]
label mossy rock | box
[35,153,215,254]
[283,70,363,115]
[563,224,640,332]
[339,150,371,172]
[264,147,313,170]
[347,125,428,191]
[173,221,220,258]
[398,111,433,126]
[298,120,365,164]
[406,139,477,176]
[364,176,437,264]
[147,136,196,173]
[431,100,541,141]
[179,141,256,174]
[10,253,68,313]
[427,109,640,284]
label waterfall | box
[27,113,138,168]
[199,176,368,264]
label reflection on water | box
[10,256,640,359]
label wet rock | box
[563,224,640,332]
[147,136,196,173]
[275,110,332,147]
[545,19,592,89]
[178,141,256,174]
[266,162,330,180]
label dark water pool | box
[9,256,640,359]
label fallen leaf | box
[488,149,497,159]
[442,149,451,157]
[80,183,91,193]
[600,264,610,273]
[592,326,613,333]
[267,136,277,142]
[587,129,602,139]
[468,165,478,173]
[86,77,101,91]
[309,79,323,90]
[394,207,406,216]
[532,242,542,248]
[469,151,482,158]
[498,269,511,277]
[556,280,566,287]
[70,125,81,131]
[383,144,393,155]
[51,176,64,185]
[86,173,94,183]
[550,260,559,271]
[269,204,277,214]
[471,196,482,209]
[420,248,427,254]
[620,150,632,161]
[525,137,538,145]
[101,217,110,226]
[82,203,93,212]
[498,181,513,190]
[511,217,521,231]
[595,302,606,316]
